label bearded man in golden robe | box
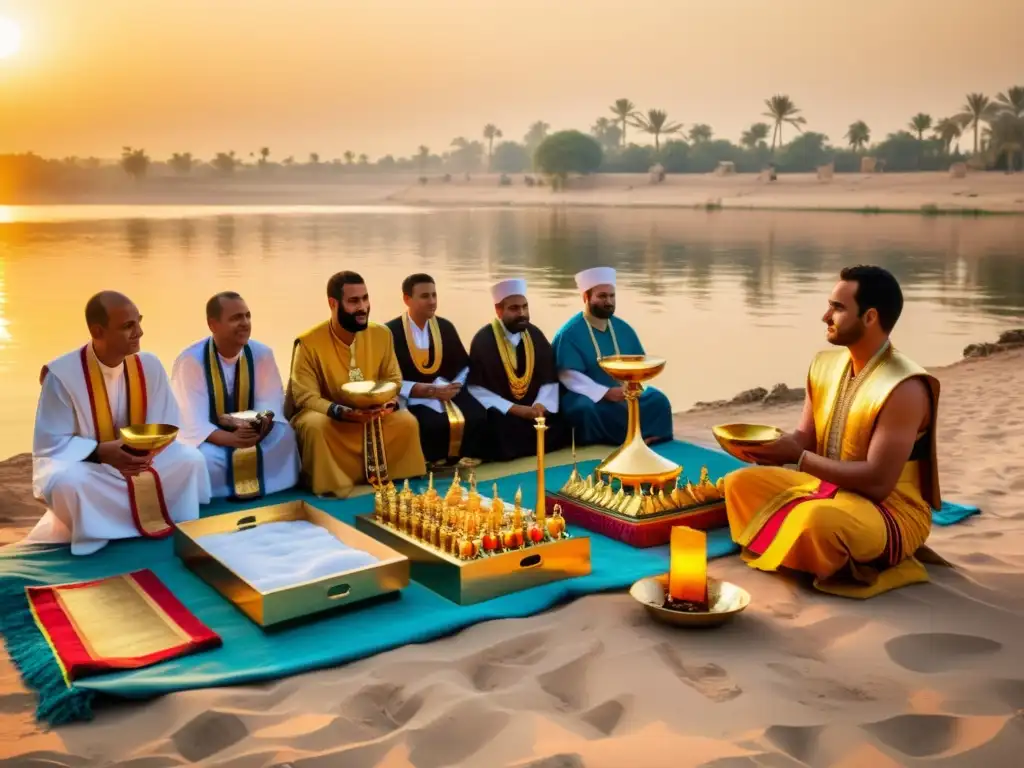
[724,265,940,598]
[286,271,426,496]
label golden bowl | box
[120,424,179,452]
[711,423,782,460]
[598,355,667,384]
[339,380,398,409]
[629,574,750,628]
[228,410,261,425]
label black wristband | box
[327,403,347,421]
[84,447,99,463]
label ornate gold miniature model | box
[372,469,570,562]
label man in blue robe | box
[552,267,674,446]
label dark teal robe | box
[552,312,673,446]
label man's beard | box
[588,302,614,320]
[828,320,865,346]
[503,316,528,333]
[338,306,369,333]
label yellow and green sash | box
[203,339,264,500]
[80,344,174,538]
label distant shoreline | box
[3,171,1024,217]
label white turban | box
[575,267,616,293]
[490,278,527,304]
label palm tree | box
[845,121,870,152]
[308,152,320,165]
[417,145,430,171]
[629,109,683,152]
[995,86,1024,117]
[483,124,503,168]
[358,154,369,165]
[259,147,270,165]
[523,121,550,152]
[908,113,932,141]
[740,122,770,149]
[762,95,806,152]
[169,152,194,174]
[932,118,962,154]
[688,124,713,143]
[610,99,639,147]
[957,93,996,154]
[343,151,355,165]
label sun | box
[0,16,22,59]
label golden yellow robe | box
[286,320,426,496]
[723,343,940,598]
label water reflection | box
[0,205,1022,459]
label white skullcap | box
[575,267,616,293]
[491,278,527,304]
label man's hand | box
[509,404,539,420]
[602,387,626,403]
[255,412,275,438]
[217,414,250,431]
[96,440,152,478]
[741,433,805,466]
[231,426,263,449]
[433,384,458,402]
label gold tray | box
[174,501,410,628]
[354,514,592,605]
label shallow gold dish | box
[712,423,782,460]
[629,574,750,628]
[598,354,667,384]
[339,380,398,409]
[120,424,179,452]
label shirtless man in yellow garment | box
[723,265,940,598]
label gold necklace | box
[824,340,891,459]
[403,314,443,375]
[330,321,365,381]
[491,318,534,400]
[585,314,620,360]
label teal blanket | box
[0,441,979,725]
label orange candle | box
[668,526,708,604]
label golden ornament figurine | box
[545,355,727,548]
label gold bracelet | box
[796,450,808,471]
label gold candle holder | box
[535,416,547,528]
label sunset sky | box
[0,0,1019,161]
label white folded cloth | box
[198,520,379,592]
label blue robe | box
[552,312,673,446]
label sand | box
[2,348,1023,766]
[10,171,1024,215]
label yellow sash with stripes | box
[80,344,173,538]
[204,339,263,499]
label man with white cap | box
[552,267,673,446]
[466,278,569,461]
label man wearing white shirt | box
[27,291,210,555]
[385,273,486,465]
[552,267,673,446]
[466,278,569,461]
[171,292,299,500]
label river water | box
[1,204,1022,459]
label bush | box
[534,131,603,185]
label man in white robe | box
[27,291,210,556]
[171,292,299,499]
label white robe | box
[170,338,299,499]
[27,347,211,556]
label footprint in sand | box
[405,700,511,768]
[466,630,550,692]
[170,709,249,763]
[766,661,880,706]
[884,633,1002,673]
[338,681,424,735]
[581,696,630,735]
[536,643,603,712]
[861,713,960,757]
[654,643,743,702]
[764,723,826,764]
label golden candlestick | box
[534,415,547,527]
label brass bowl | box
[120,424,179,452]
[629,574,750,628]
[711,423,782,460]
[598,354,667,384]
[228,410,261,426]
[339,380,398,409]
